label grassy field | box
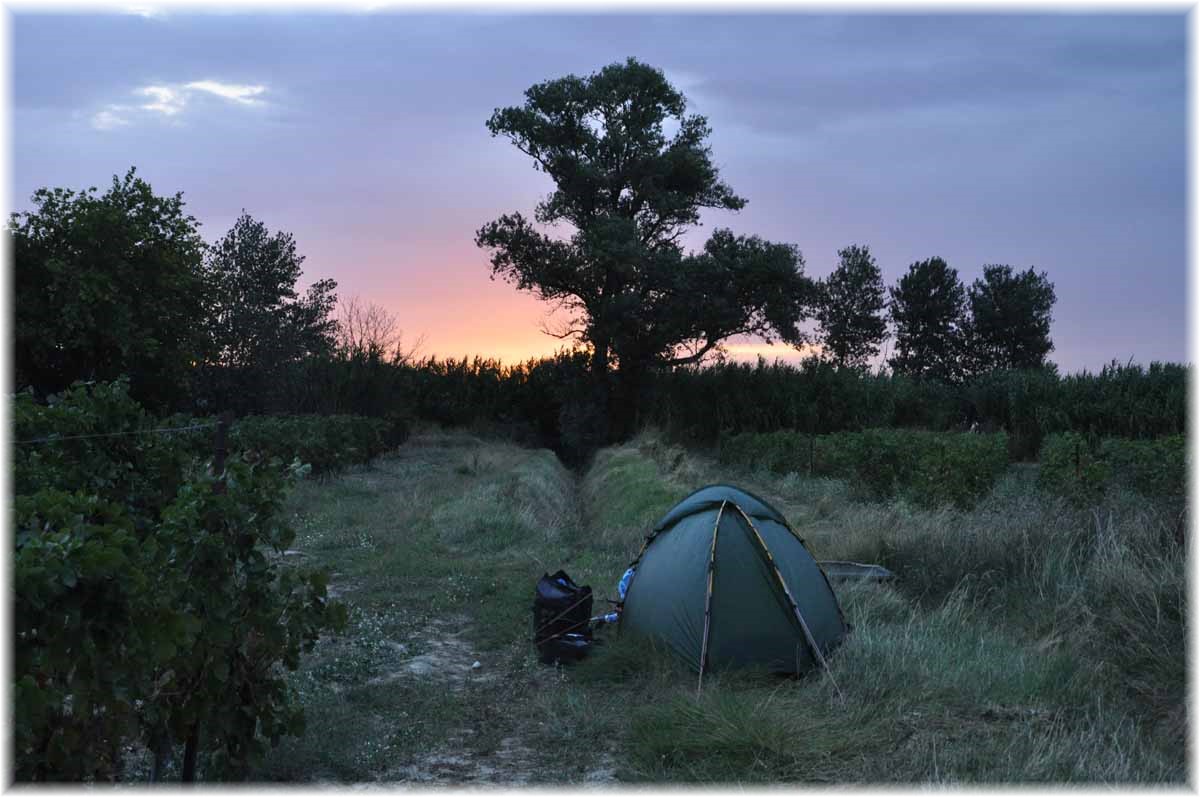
[251,428,1186,784]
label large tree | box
[199,213,338,412]
[888,257,968,382]
[11,168,209,410]
[476,58,815,435]
[815,245,888,369]
[965,264,1057,373]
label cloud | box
[137,85,186,116]
[184,80,266,106]
[90,107,130,131]
[123,5,165,19]
[91,79,270,130]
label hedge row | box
[230,412,409,475]
[717,427,1188,510]
[1038,433,1188,505]
[718,429,1010,509]
[647,359,1186,456]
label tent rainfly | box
[619,484,848,682]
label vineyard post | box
[150,729,171,782]
[181,411,234,784]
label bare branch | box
[539,314,588,341]
[663,337,720,367]
[335,295,412,361]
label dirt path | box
[255,431,620,785]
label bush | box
[230,414,396,476]
[243,351,1186,459]
[1038,433,1186,505]
[719,429,1010,509]
[13,381,345,781]
[910,432,1010,509]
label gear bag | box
[532,570,593,664]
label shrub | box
[719,429,1010,509]
[230,414,394,475]
[13,381,345,781]
[910,432,1010,509]
[1038,433,1186,505]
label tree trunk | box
[588,334,612,444]
[181,724,199,783]
[150,729,172,782]
[590,334,609,379]
[610,364,644,441]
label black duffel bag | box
[532,570,593,664]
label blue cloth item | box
[618,567,636,600]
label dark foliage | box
[889,257,969,383]
[717,428,1010,509]
[13,381,346,782]
[477,58,816,440]
[361,356,1183,460]
[11,169,208,410]
[195,213,338,415]
[965,265,1057,373]
[814,245,888,369]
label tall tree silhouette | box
[476,58,815,439]
[965,265,1057,373]
[815,245,888,369]
[199,213,338,412]
[888,257,968,382]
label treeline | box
[321,354,1183,465]
[814,247,1056,381]
[8,171,423,781]
[644,357,1187,458]
[12,169,411,418]
[14,168,1183,466]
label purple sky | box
[11,11,1188,372]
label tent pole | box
[731,505,846,703]
[775,519,851,637]
[696,501,726,695]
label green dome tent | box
[620,485,847,680]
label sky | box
[9,10,1188,372]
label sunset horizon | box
[12,12,1186,373]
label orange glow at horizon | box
[397,290,825,366]
[320,246,826,368]
[411,338,824,366]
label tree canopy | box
[476,58,815,397]
[888,257,968,382]
[815,245,888,369]
[11,168,208,409]
[199,212,338,412]
[966,265,1057,372]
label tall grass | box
[251,426,1184,784]
[573,432,1186,783]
